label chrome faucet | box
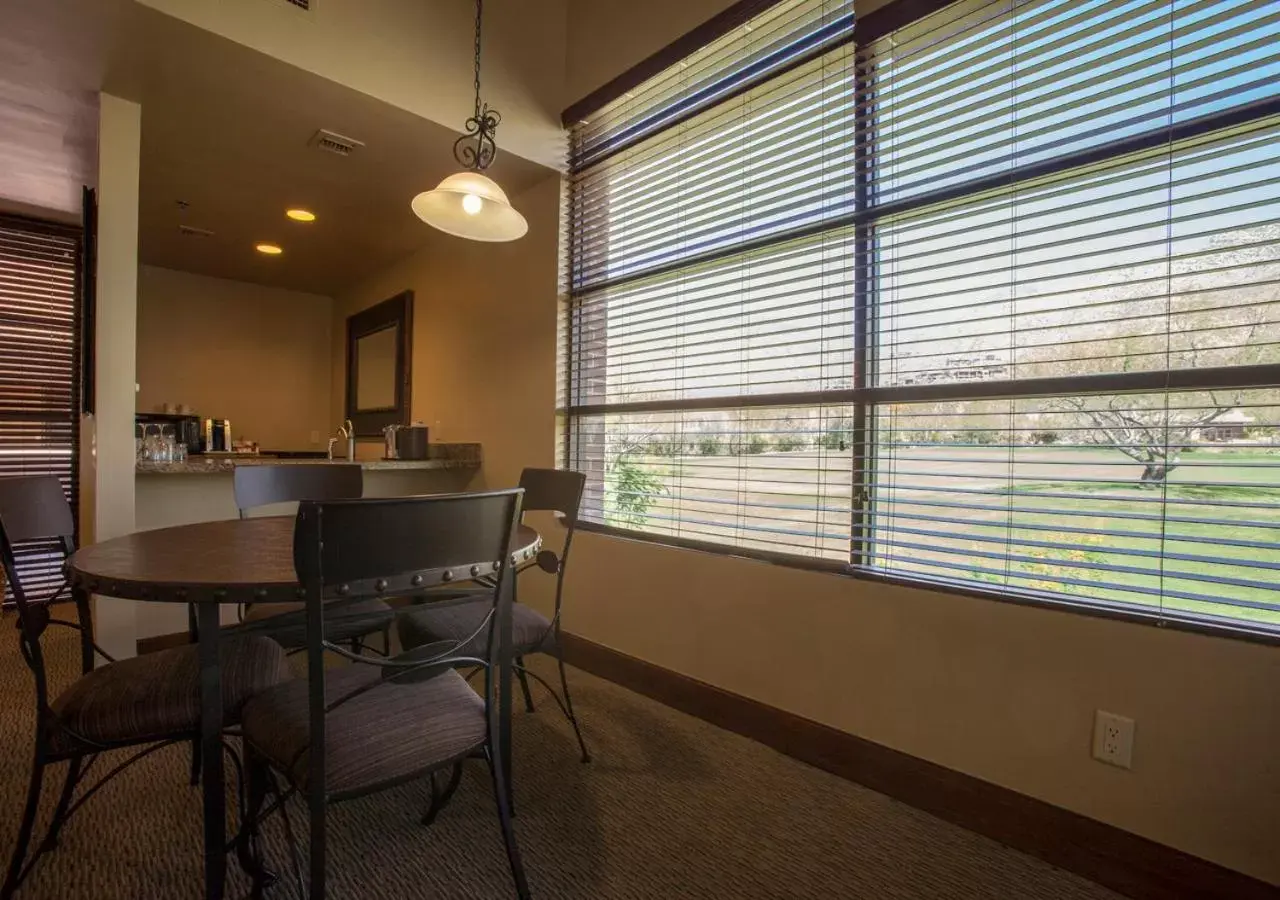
[331,419,355,461]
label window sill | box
[566,519,1280,648]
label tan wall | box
[562,533,1280,883]
[137,266,333,451]
[332,175,561,493]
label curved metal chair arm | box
[44,619,116,664]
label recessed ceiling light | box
[286,208,316,222]
[256,243,283,255]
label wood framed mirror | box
[345,291,413,436]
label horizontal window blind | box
[0,217,81,605]
[569,42,856,290]
[869,390,1280,626]
[570,0,855,169]
[866,0,1280,206]
[875,120,1280,386]
[561,0,1280,636]
[859,0,1280,630]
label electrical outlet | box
[1092,710,1135,769]
[309,430,320,445]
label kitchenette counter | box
[136,442,481,474]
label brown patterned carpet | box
[0,625,1124,900]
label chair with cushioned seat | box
[236,488,531,900]
[397,467,590,763]
[231,464,391,653]
[0,475,291,900]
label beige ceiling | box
[0,0,558,295]
[129,6,553,296]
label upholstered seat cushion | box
[240,598,392,648]
[241,664,486,796]
[396,600,553,658]
[50,636,291,756]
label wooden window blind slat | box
[0,216,82,604]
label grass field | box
[603,445,1280,629]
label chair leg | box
[39,754,82,854]
[3,743,47,899]
[514,656,535,713]
[189,738,202,787]
[557,655,591,764]
[237,751,272,899]
[308,777,327,900]
[268,769,306,900]
[485,748,531,900]
[421,761,464,826]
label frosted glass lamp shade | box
[411,171,528,242]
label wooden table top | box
[68,517,541,605]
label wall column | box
[88,93,141,661]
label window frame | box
[559,0,1280,644]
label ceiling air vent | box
[178,225,216,238]
[309,129,364,157]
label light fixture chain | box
[452,0,500,171]
[473,0,483,120]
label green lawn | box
[989,474,1280,626]
[603,447,1280,629]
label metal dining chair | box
[235,489,531,900]
[189,464,387,788]
[231,464,391,653]
[0,475,291,899]
[397,468,590,763]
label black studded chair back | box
[294,489,524,673]
[516,468,584,602]
[234,464,363,517]
[517,468,584,520]
[0,476,93,703]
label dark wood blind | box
[0,215,81,603]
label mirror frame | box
[345,290,413,436]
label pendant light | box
[411,0,528,242]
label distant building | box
[893,352,1009,386]
[1196,409,1254,442]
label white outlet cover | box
[1092,710,1135,769]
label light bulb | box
[461,193,483,215]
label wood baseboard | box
[559,632,1277,900]
[136,630,192,654]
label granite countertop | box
[137,443,481,475]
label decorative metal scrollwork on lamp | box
[411,0,528,242]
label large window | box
[560,0,1280,636]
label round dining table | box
[68,516,542,900]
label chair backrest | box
[518,468,585,521]
[293,489,525,664]
[234,464,363,515]
[0,476,75,611]
[517,469,584,610]
[0,475,74,547]
[0,476,82,702]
